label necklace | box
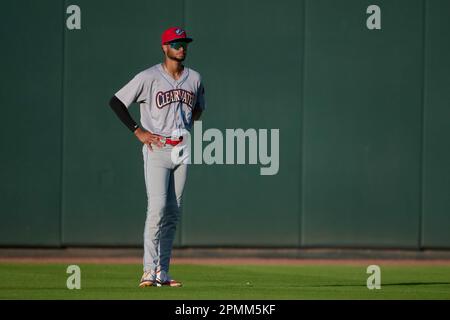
[162,63,184,81]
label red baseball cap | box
[161,27,193,45]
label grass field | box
[0,263,449,299]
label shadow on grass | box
[382,282,450,286]
[316,282,450,287]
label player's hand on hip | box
[134,128,164,151]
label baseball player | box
[108,27,206,287]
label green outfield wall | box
[1,0,449,248]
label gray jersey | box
[115,63,206,137]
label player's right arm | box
[108,95,163,150]
[110,72,163,150]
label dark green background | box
[1,0,449,248]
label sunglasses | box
[169,41,188,50]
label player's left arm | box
[192,81,206,121]
[192,106,202,121]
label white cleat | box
[155,270,183,287]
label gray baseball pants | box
[142,143,187,273]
